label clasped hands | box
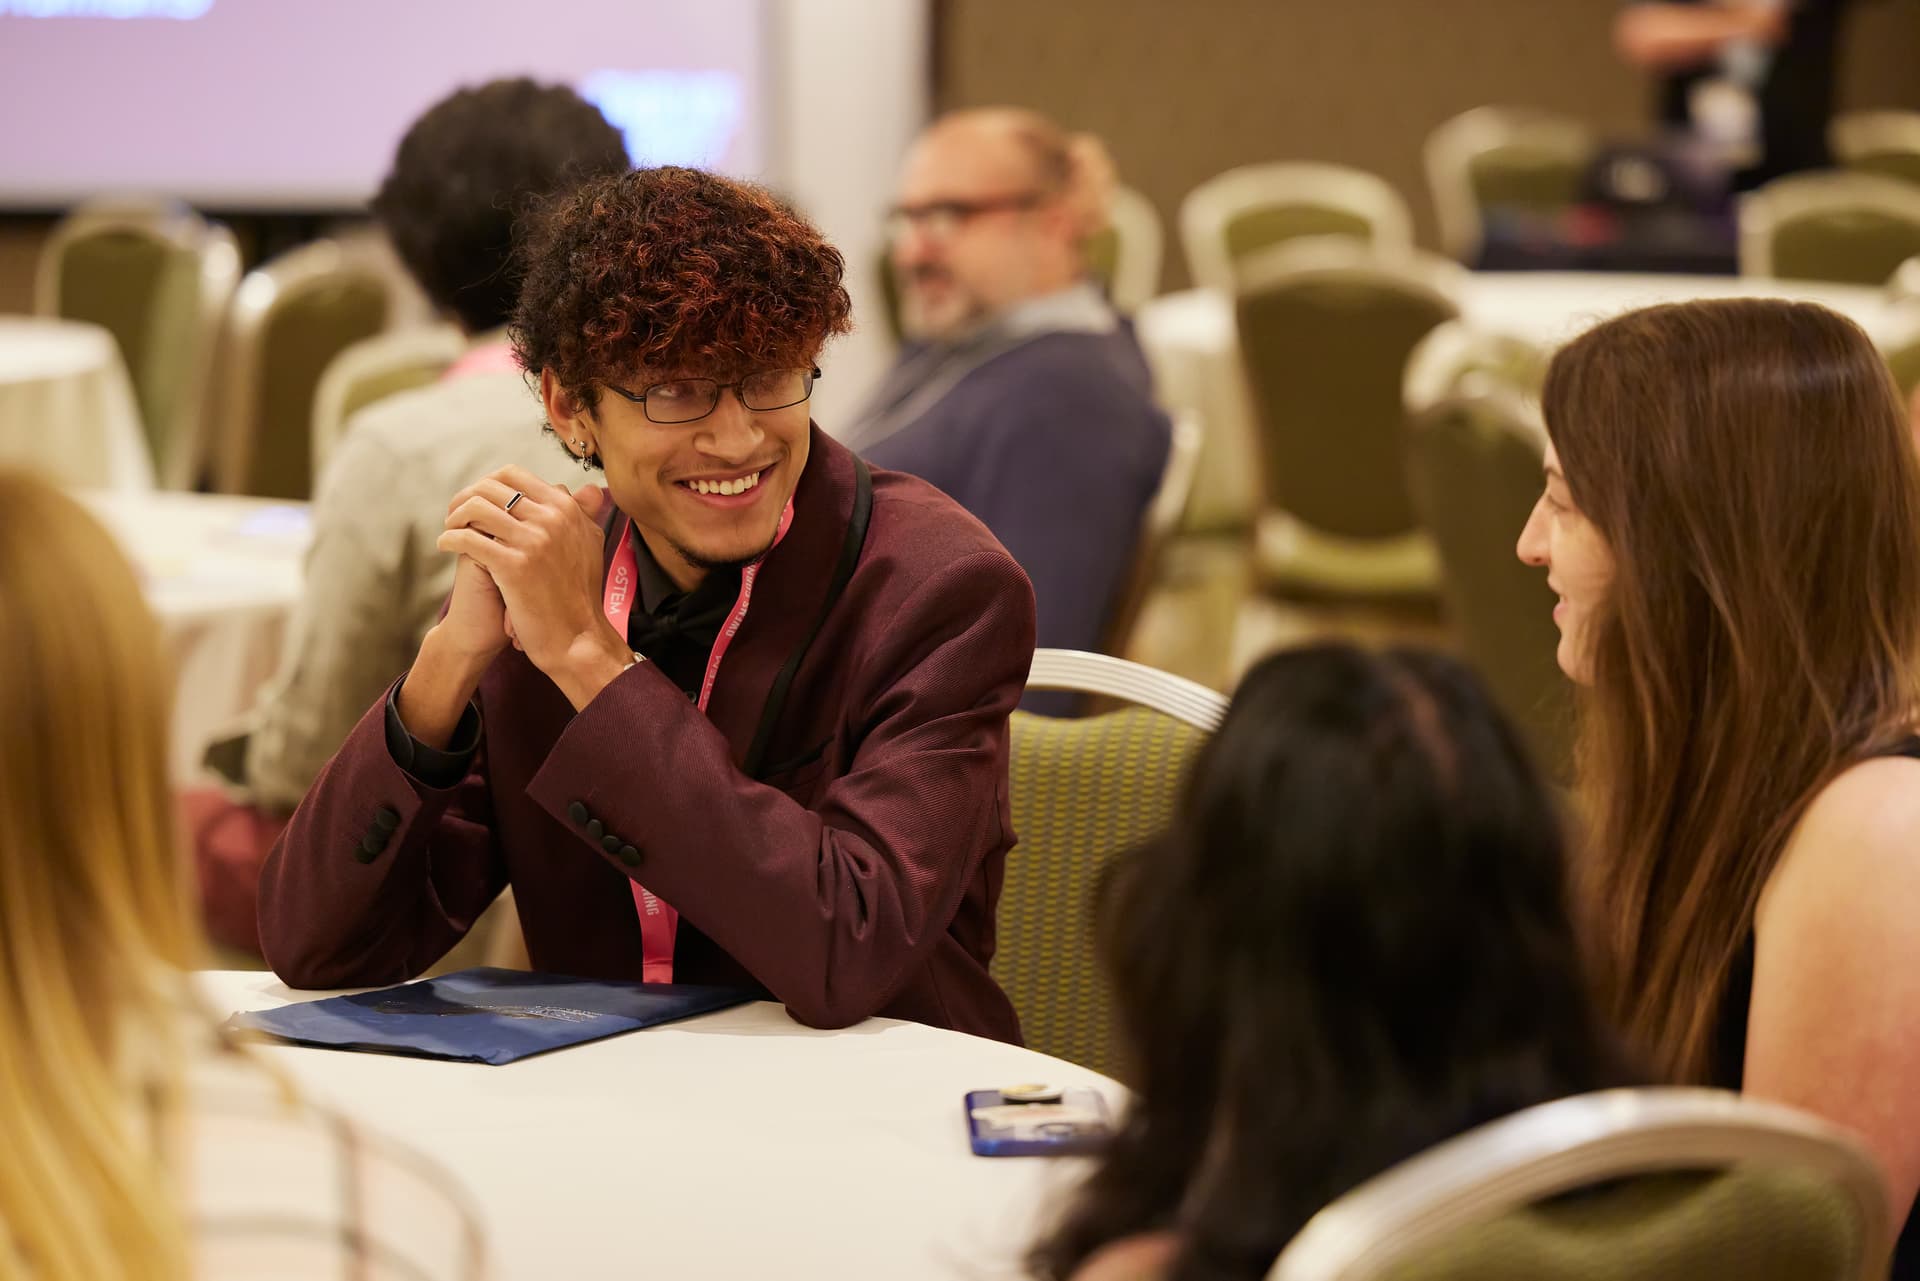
[433,465,634,710]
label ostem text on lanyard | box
[599,501,795,983]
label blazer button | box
[568,801,590,825]
[601,834,621,854]
[586,819,605,840]
[354,836,381,864]
[618,844,640,867]
[372,806,400,832]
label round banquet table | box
[1135,273,1902,533]
[76,490,311,781]
[201,971,1124,1281]
[0,314,155,490]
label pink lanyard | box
[600,501,795,982]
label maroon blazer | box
[257,428,1034,1042]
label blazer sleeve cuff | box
[383,675,482,789]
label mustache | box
[905,265,952,288]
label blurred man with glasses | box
[848,108,1170,687]
[257,167,1035,1043]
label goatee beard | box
[667,535,774,576]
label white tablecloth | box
[1135,274,1899,532]
[0,315,155,490]
[201,971,1124,1281]
[77,491,310,781]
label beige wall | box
[934,0,1920,286]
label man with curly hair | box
[258,167,1035,1041]
[184,78,626,958]
[850,109,1169,675]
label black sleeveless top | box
[1713,736,1920,1278]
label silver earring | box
[576,440,594,470]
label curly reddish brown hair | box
[511,166,852,412]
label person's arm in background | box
[256,550,514,989]
[243,426,423,811]
[1613,1,1788,70]
[185,424,427,958]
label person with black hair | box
[1032,644,1635,1281]
[184,79,628,957]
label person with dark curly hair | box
[182,79,627,960]
[257,167,1037,1042]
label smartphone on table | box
[965,1083,1113,1157]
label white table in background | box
[1135,274,1899,532]
[202,971,1123,1281]
[0,315,154,490]
[78,491,310,781]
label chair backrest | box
[1269,1088,1891,1281]
[1739,170,1920,284]
[1878,301,1920,403]
[1086,183,1166,313]
[1890,254,1920,305]
[33,199,240,490]
[1103,411,1203,657]
[1424,106,1596,262]
[1402,345,1570,774]
[1181,162,1415,292]
[309,325,467,479]
[1402,317,1548,408]
[214,239,393,499]
[1233,238,1463,541]
[873,244,908,346]
[997,649,1226,1078]
[1831,110,1920,187]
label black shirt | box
[621,532,742,701]
[1653,0,1858,190]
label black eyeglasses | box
[885,192,1047,241]
[603,366,822,425]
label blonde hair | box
[0,470,200,1280]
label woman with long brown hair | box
[0,470,483,1280]
[1518,298,1920,1274]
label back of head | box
[1542,298,1920,1081]
[1034,644,1622,1281]
[0,470,198,1278]
[374,77,629,333]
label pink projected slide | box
[0,0,765,207]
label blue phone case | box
[965,1087,1112,1157]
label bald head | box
[889,108,1110,341]
[912,108,1073,195]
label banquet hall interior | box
[5,0,1920,1277]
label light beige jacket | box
[241,366,580,811]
